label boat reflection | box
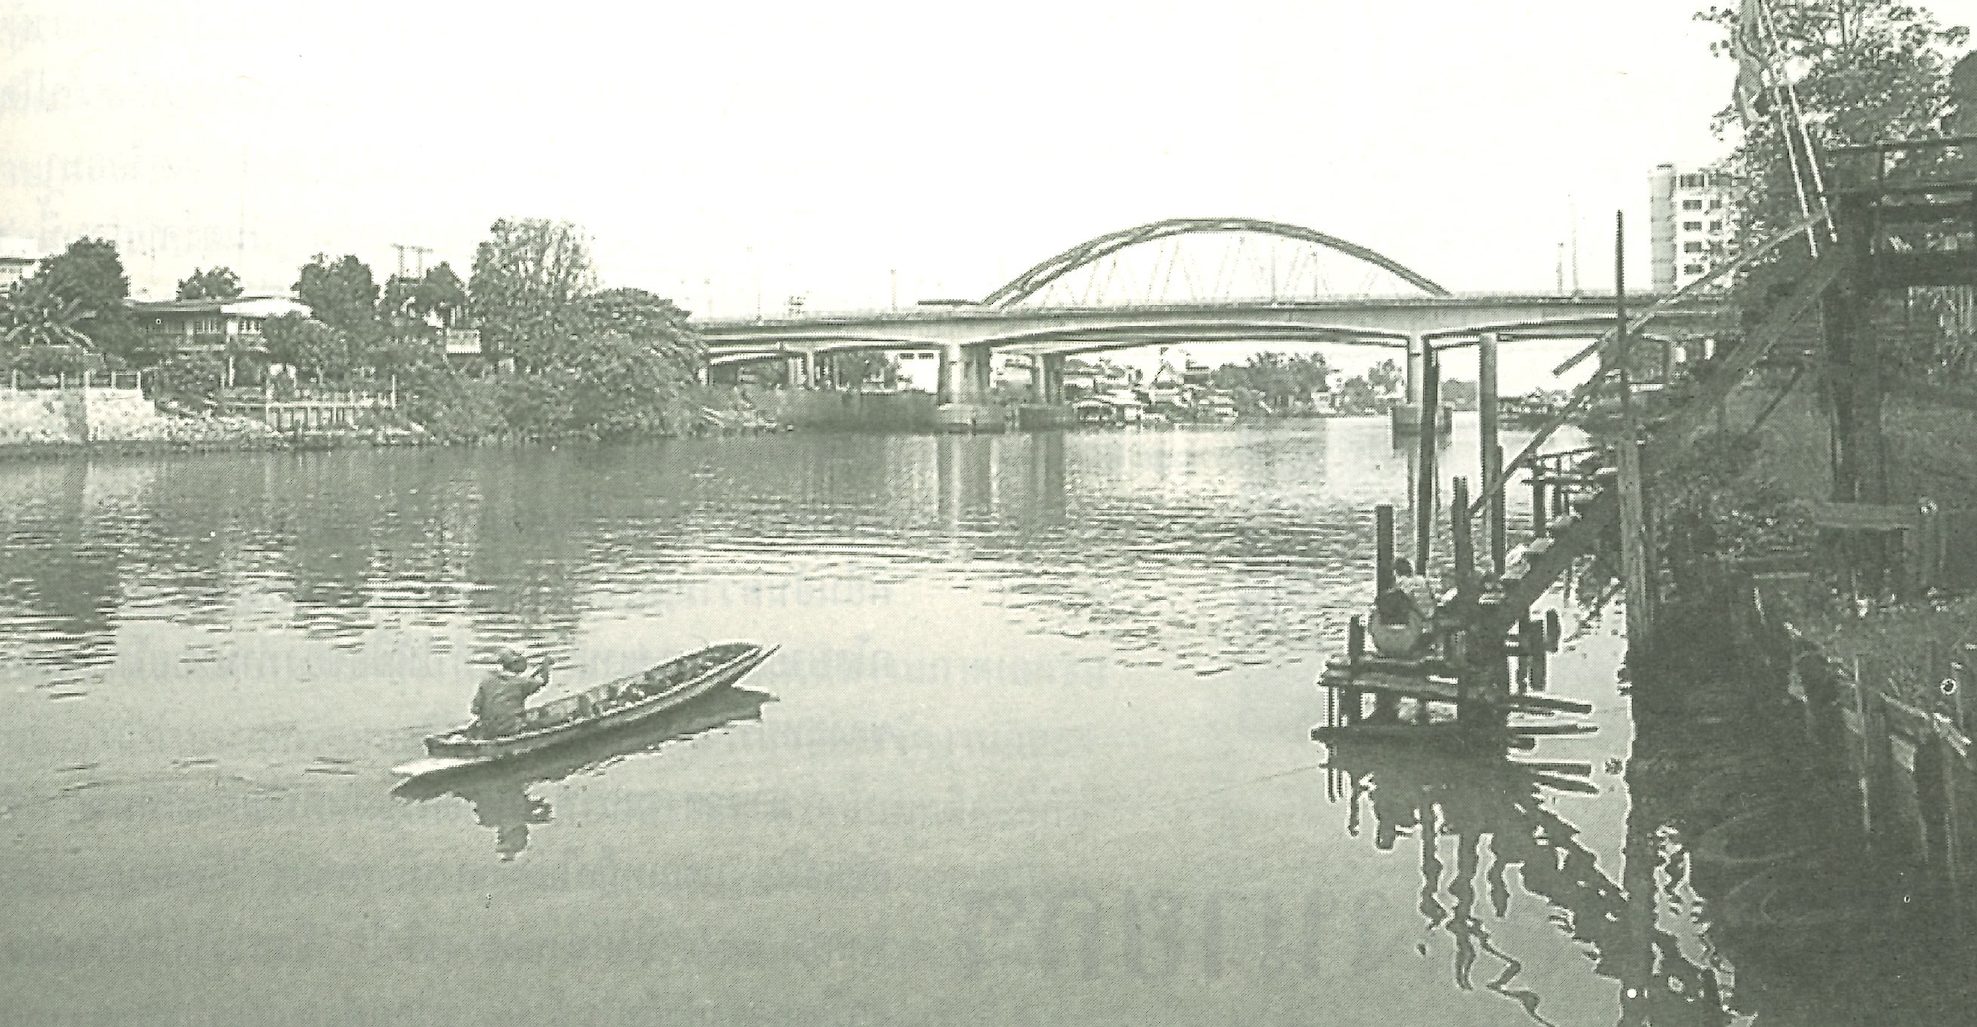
[394,686,776,860]
[1321,736,1732,1027]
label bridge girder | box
[981,217,1453,308]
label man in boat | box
[472,646,550,738]
[1368,558,1437,658]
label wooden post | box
[1531,470,1549,536]
[1490,444,1508,575]
[1348,615,1366,665]
[1614,211,1655,649]
[1414,347,1440,568]
[1452,477,1475,597]
[1376,504,1395,595]
[1479,330,1501,553]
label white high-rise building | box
[1649,164,1737,293]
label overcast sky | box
[5,0,1974,316]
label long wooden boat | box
[392,641,777,779]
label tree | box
[379,262,471,333]
[827,351,895,389]
[578,287,702,374]
[295,254,381,336]
[417,263,468,328]
[1,279,94,351]
[1365,358,1403,397]
[470,219,596,371]
[263,314,348,383]
[1698,3,1967,248]
[35,238,146,364]
[1699,3,1974,384]
[175,267,243,301]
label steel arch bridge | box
[697,217,1723,401]
[978,217,1452,308]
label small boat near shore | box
[392,641,778,779]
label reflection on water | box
[395,687,776,860]
[18,420,1883,1027]
[1323,735,1717,1027]
[5,424,1517,687]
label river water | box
[0,419,1913,1025]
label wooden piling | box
[1613,211,1655,649]
[1490,444,1508,575]
[1414,347,1440,567]
[1531,472,1548,535]
[1479,331,1501,560]
[1452,477,1474,596]
[1376,504,1395,595]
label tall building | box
[1649,164,1737,293]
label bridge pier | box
[784,353,818,388]
[1028,353,1067,404]
[1405,335,1425,407]
[937,342,993,405]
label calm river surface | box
[0,418,1901,1025]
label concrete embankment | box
[0,387,281,455]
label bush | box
[147,351,228,400]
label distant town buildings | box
[1649,163,1737,293]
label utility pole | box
[390,243,434,279]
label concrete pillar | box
[1042,354,1065,404]
[938,343,963,404]
[1029,356,1045,402]
[784,355,806,388]
[1405,335,1425,405]
[940,343,991,405]
[969,348,992,394]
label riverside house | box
[131,294,313,386]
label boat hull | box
[395,642,776,776]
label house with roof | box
[130,294,314,385]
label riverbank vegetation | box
[0,217,742,445]
[1648,2,1977,707]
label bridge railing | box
[697,290,1711,326]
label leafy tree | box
[554,331,701,439]
[262,314,348,384]
[34,238,145,364]
[418,263,468,328]
[378,263,470,334]
[1204,351,1330,412]
[175,267,243,301]
[295,254,382,336]
[379,274,424,330]
[1365,358,1402,397]
[1698,3,1975,391]
[578,287,702,373]
[827,351,896,389]
[470,218,595,371]
[1,279,94,350]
